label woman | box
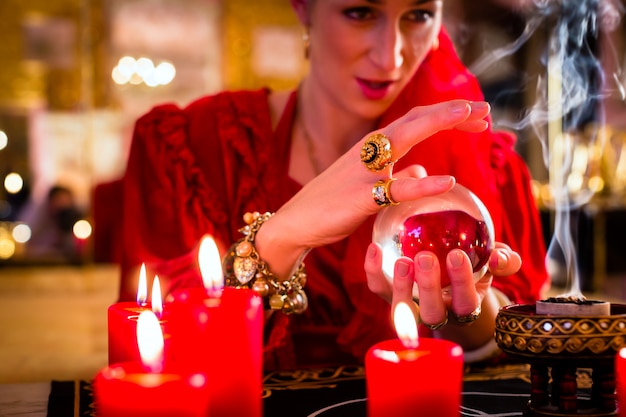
[119,0,549,369]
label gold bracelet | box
[222,211,308,314]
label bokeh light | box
[112,56,176,87]
[0,227,15,259]
[12,223,31,243]
[155,62,176,85]
[0,130,7,150]
[4,173,24,194]
[73,219,92,240]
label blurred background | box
[1,0,624,289]
[0,0,625,283]
[0,0,308,267]
[0,0,625,384]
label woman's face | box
[305,0,443,119]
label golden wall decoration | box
[222,0,308,91]
[0,0,109,111]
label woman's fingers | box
[413,252,447,327]
[391,258,421,324]
[372,100,490,162]
[262,100,491,268]
[455,119,490,132]
[372,246,503,331]
[489,243,522,276]
[391,257,415,306]
[365,243,392,303]
[397,100,489,129]
[467,101,491,118]
[446,249,481,318]
[383,175,455,207]
[393,164,428,179]
[392,258,413,306]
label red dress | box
[119,30,549,369]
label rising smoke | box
[469,0,624,296]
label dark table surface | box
[47,362,541,417]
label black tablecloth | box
[48,363,534,416]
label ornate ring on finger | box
[451,305,482,324]
[360,133,395,172]
[372,178,399,207]
[420,310,449,331]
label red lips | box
[357,78,393,100]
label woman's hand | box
[256,100,491,278]
[365,242,521,350]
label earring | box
[432,36,439,52]
[303,30,310,59]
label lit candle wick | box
[151,275,163,319]
[137,263,148,306]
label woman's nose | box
[369,22,405,71]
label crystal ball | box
[372,183,495,295]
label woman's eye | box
[343,7,375,21]
[405,10,434,23]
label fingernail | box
[449,251,464,268]
[396,259,410,278]
[450,102,470,115]
[367,244,377,259]
[435,175,454,185]
[496,251,508,270]
[470,101,490,111]
[417,254,433,271]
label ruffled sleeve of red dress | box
[119,89,296,369]
[120,104,217,301]
[119,89,276,300]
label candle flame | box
[137,263,148,306]
[151,275,163,318]
[137,310,164,372]
[393,302,419,349]
[198,236,224,293]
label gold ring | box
[372,178,399,207]
[360,133,394,172]
[451,305,482,324]
[420,310,449,331]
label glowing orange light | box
[393,302,419,349]
[4,172,23,194]
[198,236,224,293]
[73,220,92,239]
[136,310,164,372]
[0,130,7,150]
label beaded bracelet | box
[222,211,308,315]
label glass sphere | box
[372,183,495,296]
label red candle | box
[108,264,164,365]
[616,348,626,416]
[95,311,210,417]
[366,302,464,417]
[166,236,263,417]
